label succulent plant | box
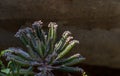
[2,20,86,76]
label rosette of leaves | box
[2,20,86,76]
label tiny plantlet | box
[0,20,87,76]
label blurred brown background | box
[0,0,120,76]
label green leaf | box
[54,37,66,53]
[62,57,85,66]
[56,40,79,59]
[53,53,80,65]
[8,48,32,60]
[0,49,12,57]
[44,38,52,57]
[36,39,44,57]
[6,54,39,66]
[56,66,83,73]
[1,68,10,74]
[7,61,12,67]
[32,21,45,44]
[47,22,58,54]
[26,45,40,59]
[55,54,85,66]
[18,31,30,46]
[54,31,71,53]
[0,60,5,68]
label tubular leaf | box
[55,31,71,51]
[62,57,85,66]
[47,22,58,54]
[6,54,39,66]
[56,40,79,59]
[56,66,84,73]
[53,53,80,65]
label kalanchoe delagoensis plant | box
[1,20,87,76]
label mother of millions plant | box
[1,20,87,76]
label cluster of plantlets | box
[0,20,87,76]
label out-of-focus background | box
[0,0,120,76]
